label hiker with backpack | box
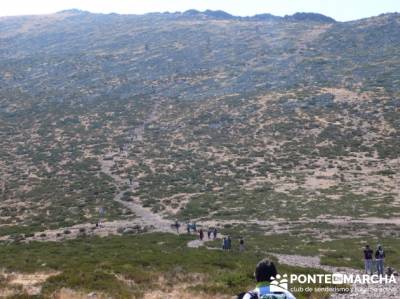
[363,244,374,275]
[238,258,296,299]
[375,245,385,276]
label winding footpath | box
[98,156,173,233]
[97,100,174,233]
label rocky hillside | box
[0,10,399,237]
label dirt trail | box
[98,100,174,233]
[98,157,173,233]
[186,228,227,249]
[187,239,206,248]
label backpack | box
[242,291,287,299]
[259,295,287,299]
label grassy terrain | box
[0,233,338,298]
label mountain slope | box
[0,10,399,238]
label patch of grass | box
[0,233,339,298]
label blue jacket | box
[242,282,296,299]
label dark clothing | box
[174,221,180,233]
[239,238,245,251]
[364,248,373,260]
[222,238,227,250]
[237,292,247,299]
[375,249,385,259]
[227,237,232,250]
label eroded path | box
[98,156,173,233]
[96,100,174,233]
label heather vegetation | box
[0,9,399,298]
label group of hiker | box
[173,221,219,239]
[222,236,245,251]
[222,236,232,250]
[192,225,218,241]
[363,244,386,275]
[173,220,246,251]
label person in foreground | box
[238,258,296,299]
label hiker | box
[227,236,232,250]
[129,177,133,185]
[207,228,212,239]
[363,244,373,275]
[186,223,191,234]
[222,237,227,250]
[98,207,105,228]
[193,222,197,232]
[199,229,204,241]
[174,220,180,233]
[213,227,218,239]
[238,258,296,299]
[239,237,245,252]
[375,245,385,276]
